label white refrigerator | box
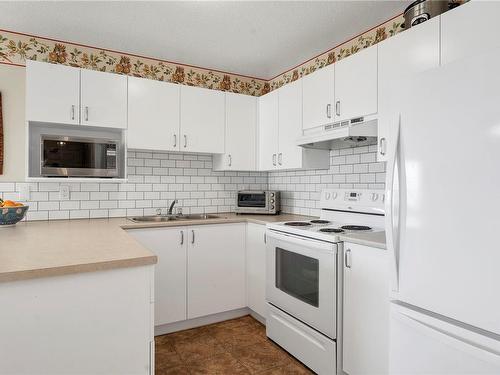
[386,48,500,374]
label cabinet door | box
[441,2,500,66]
[180,85,225,153]
[214,93,257,170]
[343,242,389,375]
[377,17,440,161]
[246,223,267,319]
[26,60,80,125]
[335,46,378,122]
[258,90,279,170]
[302,64,335,130]
[128,77,180,151]
[278,79,303,169]
[127,227,187,326]
[187,224,246,319]
[80,69,128,129]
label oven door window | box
[237,193,266,208]
[275,247,319,307]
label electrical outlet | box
[60,185,70,200]
[17,183,30,201]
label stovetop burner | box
[310,220,331,224]
[284,222,312,227]
[341,225,372,231]
[319,228,344,233]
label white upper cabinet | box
[214,93,257,171]
[441,2,500,66]
[26,60,80,125]
[128,77,180,151]
[377,17,440,161]
[80,68,128,129]
[187,224,246,319]
[343,243,389,375]
[258,90,279,170]
[302,64,335,130]
[335,46,378,122]
[278,79,304,169]
[180,85,225,154]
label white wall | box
[0,64,25,181]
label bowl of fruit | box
[0,199,29,226]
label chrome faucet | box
[167,199,178,215]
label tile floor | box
[155,315,315,374]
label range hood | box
[297,117,378,150]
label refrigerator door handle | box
[386,113,402,292]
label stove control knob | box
[332,192,338,200]
[325,192,331,200]
[371,193,378,201]
[381,194,385,202]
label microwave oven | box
[40,135,120,178]
[235,190,280,215]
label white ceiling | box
[0,1,410,79]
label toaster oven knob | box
[270,199,275,203]
[271,205,275,210]
[270,193,275,197]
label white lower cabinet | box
[127,227,187,326]
[246,223,267,318]
[129,223,246,325]
[342,242,389,375]
[0,266,154,375]
[187,223,246,319]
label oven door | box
[266,229,337,339]
[41,136,119,177]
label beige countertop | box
[0,213,312,283]
[0,212,385,283]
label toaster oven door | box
[237,192,267,210]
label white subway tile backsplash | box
[1,146,382,220]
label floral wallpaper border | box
[0,3,464,97]
[0,29,266,96]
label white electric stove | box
[265,188,385,375]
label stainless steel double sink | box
[128,214,221,223]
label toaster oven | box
[235,191,280,215]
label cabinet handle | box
[228,154,232,167]
[345,249,352,268]
[335,101,340,117]
[180,230,184,245]
[264,232,266,244]
[84,106,89,121]
[173,134,177,148]
[379,137,387,156]
[326,104,332,119]
[191,230,195,244]
[71,105,75,120]
[278,153,283,166]
[272,154,277,166]
[183,135,187,148]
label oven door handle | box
[266,229,335,253]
